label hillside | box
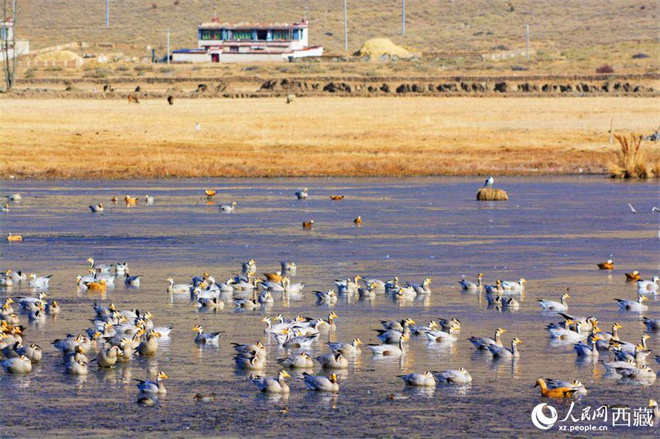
[16,0,659,60]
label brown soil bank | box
[8,74,660,99]
[1,97,658,179]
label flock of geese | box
[0,252,658,415]
[1,188,659,427]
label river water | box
[0,177,658,437]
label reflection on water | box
[0,177,658,436]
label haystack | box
[34,50,82,62]
[476,188,509,201]
[354,38,413,60]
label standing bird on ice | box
[484,176,494,188]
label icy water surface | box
[0,177,658,437]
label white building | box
[0,18,29,62]
[172,18,323,63]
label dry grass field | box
[14,0,659,77]
[1,97,658,179]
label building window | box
[232,31,252,40]
[272,30,289,40]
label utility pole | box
[166,29,170,64]
[343,0,348,52]
[525,24,530,60]
[402,0,405,36]
[106,0,109,28]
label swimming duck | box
[597,260,614,270]
[315,352,349,369]
[28,308,46,324]
[280,332,318,349]
[114,262,129,275]
[7,193,21,202]
[376,319,413,344]
[53,334,91,354]
[399,371,436,387]
[410,321,440,335]
[425,328,458,343]
[302,220,314,229]
[282,277,304,294]
[353,216,362,225]
[636,276,659,294]
[87,258,112,273]
[0,203,8,212]
[410,278,432,295]
[556,314,598,333]
[219,202,237,213]
[12,343,42,363]
[9,271,26,283]
[65,358,88,375]
[439,318,461,333]
[487,338,522,359]
[137,330,161,356]
[330,195,344,201]
[96,345,122,368]
[611,334,651,355]
[469,328,506,350]
[197,297,225,310]
[501,278,526,294]
[597,323,623,343]
[110,196,118,203]
[625,271,641,281]
[280,261,297,277]
[295,188,308,199]
[46,300,60,316]
[89,203,104,213]
[544,379,587,395]
[205,189,217,198]
[124,273,141,287]
[124,195,138,206]
[368,334,409,357]
[538,293,570,312]
[327,339,362,357]
[302,372,339,392]
[612,343,652,366]
[1,355,32,374]
[334,275,362,294]
[169,276,192,293]
[193,393,216,402]
[534,378,577,398]
[232,341,266,356]
[433,368,473,384]
[84,278,107,293]
[277,352,314,369]
[7,233,23,242]
[459,273,484,292]
[263,271,283,283]
[193,325,221,344]
[547,322,587,342]
[144,195,154,205]
[501,297,520,310]
[643,317,659,331]
[649,400,660,425]
[17,291,46,310]
[252,370,291,393]
[484,280,503,294]
[615,296,648,311]
[136,371,168,394]
[315,290,337,304]
[234,353,266,370]
[574,335,600,357]
[0,270,13,286]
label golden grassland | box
[15,0,660,78]
[1,97,658,179]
